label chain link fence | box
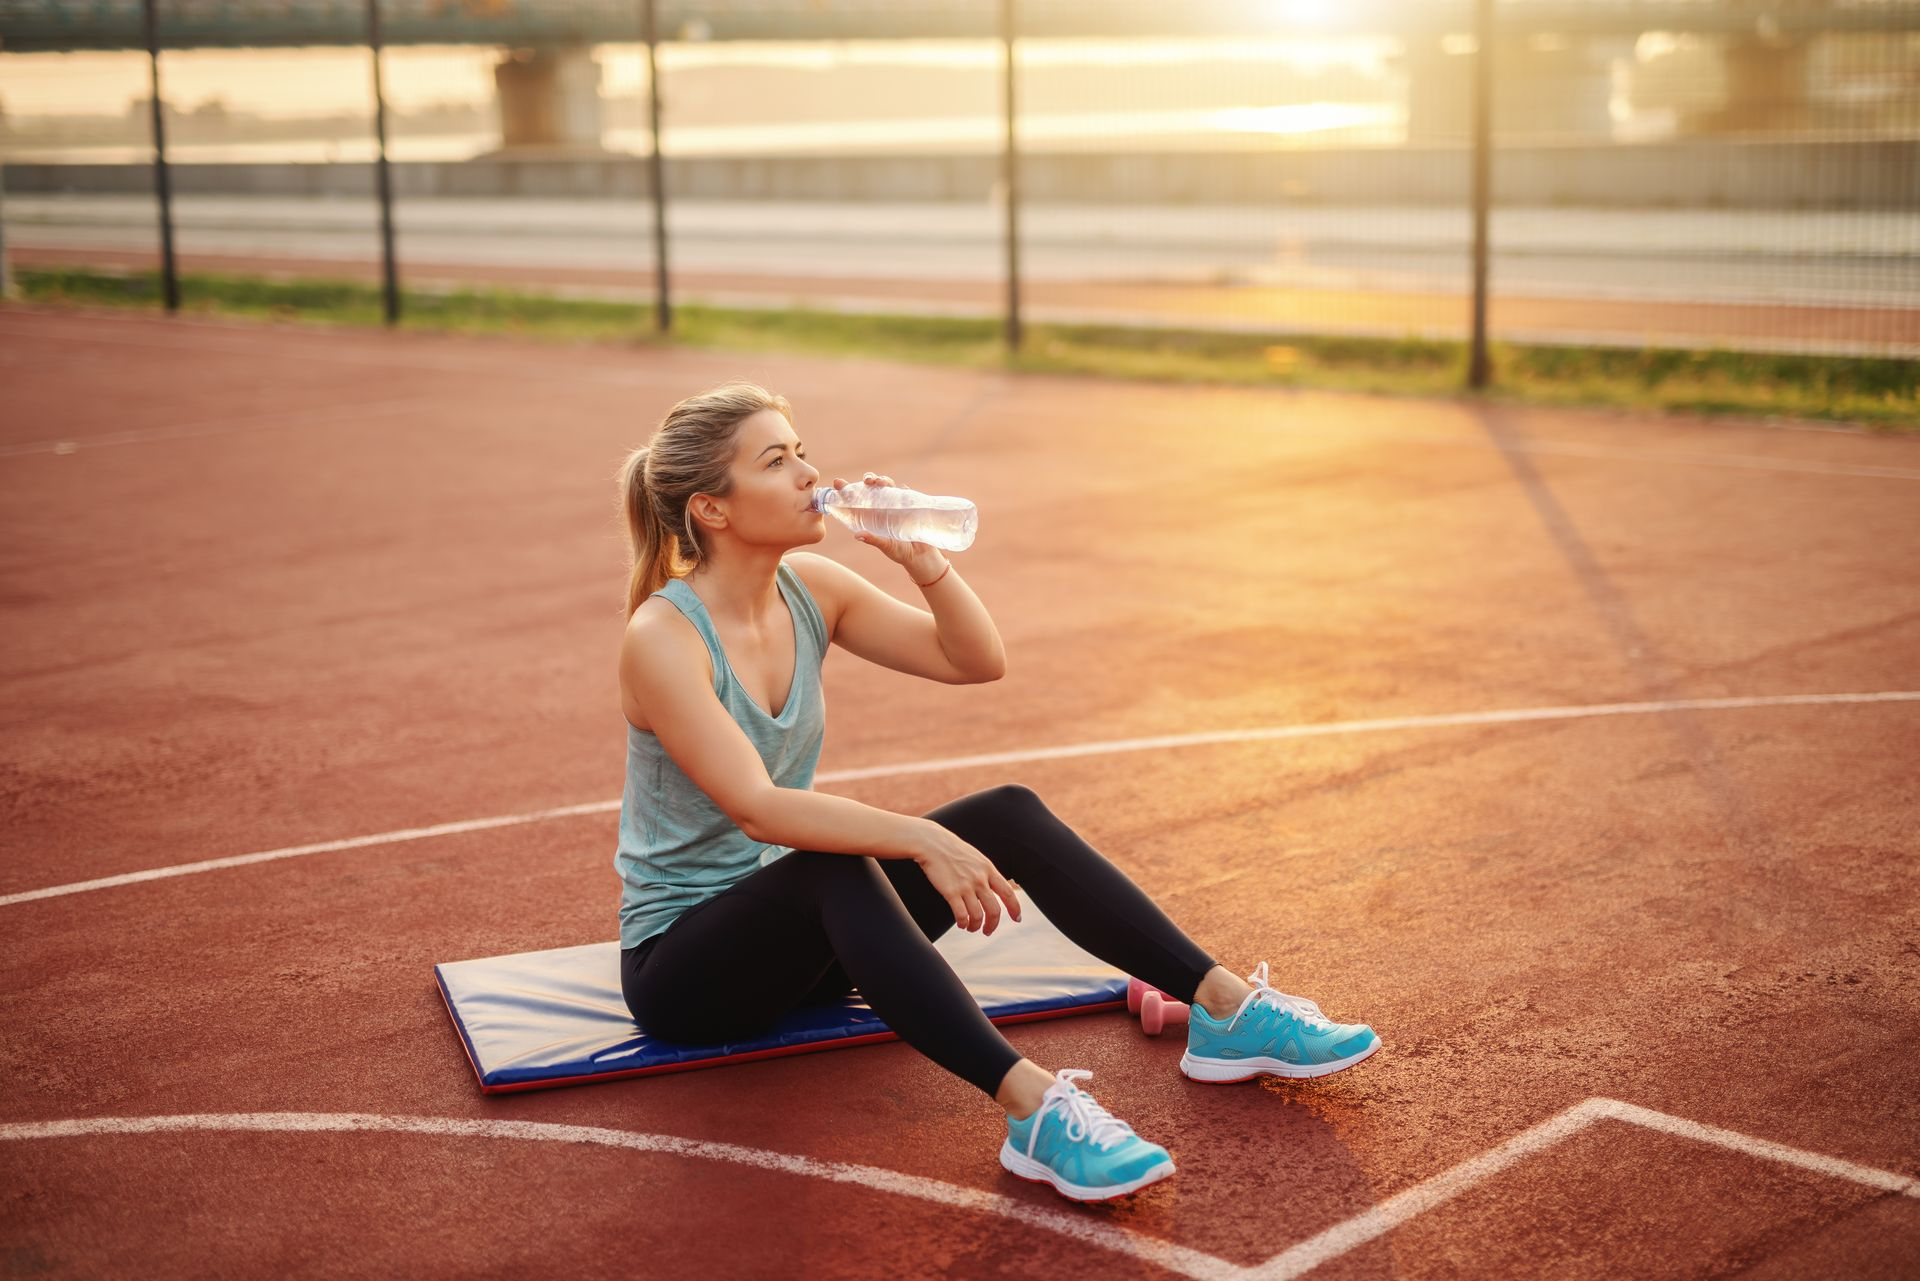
[1,0,1915,365]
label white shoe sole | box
[1180,1039,1380,1083]
[998,1139,1176,1202]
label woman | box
[613,381,1379,1203]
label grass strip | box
[10,265,1914,432]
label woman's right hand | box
[907,819,1023,935]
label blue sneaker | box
[1180,961,1380,1083]
[999,1068,1176,1202]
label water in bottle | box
[811,482,978,552]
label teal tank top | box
[615,559,829,950]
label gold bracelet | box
[913,560,952,589]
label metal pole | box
[1467,0,1492,389]
[140,0,179,313]
[1000,0,1021,353]
[0,148,12,301]
[642,0,671,332]
[367,0,401,325]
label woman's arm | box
[746,786,1022,933]
[791,549,1005,684]
[904,553,1005,681]
[827,471,1005,680]
[790,472,1006,683]
[742,786,932,860]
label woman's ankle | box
[1193,964,1252,1022]
[995,1059,1055,1120]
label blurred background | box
[1,0,1915,371]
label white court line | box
[0,1099,1911,1279]
[0,1111,1233,1281]
[1589,1100,1920,1199]
[4,690,1916,910]
[1253,1099,1920,1280]
[1254,1099,1612,1279]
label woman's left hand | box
[832,472,948,581]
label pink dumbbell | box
[1125,976,1191,1036]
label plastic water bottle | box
[811,482,978,552]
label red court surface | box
[2,301,1917,1278]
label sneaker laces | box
[1237,960,1337,1033]
[1024,1068,1138,1154]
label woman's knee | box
[938,782,1044,821]
[991,782,1044,809]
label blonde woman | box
[614,381,1379,1203]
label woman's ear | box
[688,494,725,531]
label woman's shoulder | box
[621,594,715,701]
[627,585,694,635]
[780,552,828,593]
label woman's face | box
[709,407,825,551]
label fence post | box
[0,150,11,301]
[366,0,401,325]
[140,0,179,313]
[643,0,672,332]
[1468,0,1493,389]
[1000,0,1021,354]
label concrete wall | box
[6,139,1914,209]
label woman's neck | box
[684,558,784,628]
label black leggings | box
[621,783,1219,1098]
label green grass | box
[10,264,1916,432]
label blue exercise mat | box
[435,900,1129,1093]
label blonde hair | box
[616,380,795,619]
